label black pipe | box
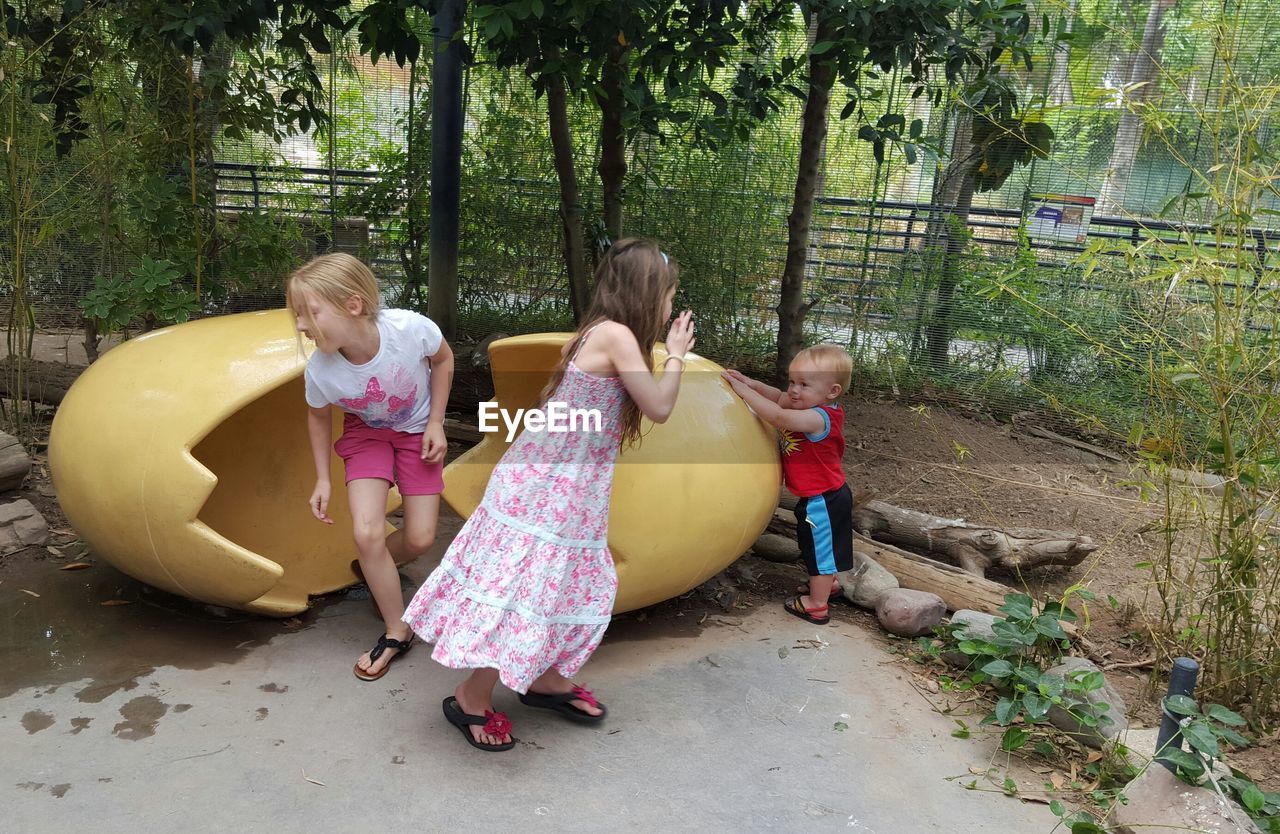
[1155,656,1201,773]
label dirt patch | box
[841,396,1279,791]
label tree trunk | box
[596,41,628,243]
[853,533,1018,614]
[544,69,592,322]
[775,16,836,384]
[915,105,973,363]
[924,170,976,369]
[1047,0,1077,105]
[1099,0,1173,215]
[802,17,830,321]
[81,317,100,364]
[923,109,974,252]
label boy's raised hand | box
[721,371,750,398]
[665,310,696,358]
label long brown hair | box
[540,238,679,445]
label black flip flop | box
[518,685,607,723]
[442,696,516,752]
[352,633,414,681]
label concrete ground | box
[2,527,1057,833]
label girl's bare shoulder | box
[591,320,637,347]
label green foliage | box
[932,590,1113,751]
[1,0,434,155]
[1048,800,1108,833]
[471,0,748,137]
[967,88,1054,194]
[79,256,199,330]
[810,0,1036,163]
[1156,695,1280,829]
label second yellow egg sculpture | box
[443,334,781,614]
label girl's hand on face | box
[665,310,695,357]
[310,480,333,524]
[422,423,447,464]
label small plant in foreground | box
[926,591,1112,753]
[1156,695,1280,832]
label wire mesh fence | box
[3,1,1278,441]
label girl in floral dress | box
[403,238,695,751]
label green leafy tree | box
[469,0,759,320]
[923,75,1053,368]
[755,0,1038,382]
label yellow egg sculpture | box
[49,309,393,616]
[443,333,781,614]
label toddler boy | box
[724,344,853,624]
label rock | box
[875,588,946,637]
[470,332,510,370]
[0,431,31,493]
[1109,764,1263,834]
[752,533,800,564]
[1168,468,1228,496]
[1044,657,1128,748]
[728,560,758,585]
[940,610,1000,667]
[696,572,741,610]
[1118,725,1161,768]
[0,498,48,553]
[839,551,899,609]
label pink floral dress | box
[402,326,626,693]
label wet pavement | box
[1,511,1056,833]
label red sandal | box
[784,595,830,625]
[794,579,851,604]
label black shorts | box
[794,484,854,577]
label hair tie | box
[661,251,669,266]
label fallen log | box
[777,490,1096,578]
[768,507,1017,615]
[1022,425,1123,463]
[0,357,84,406]
[0,431,31,492]
[854,534,1018,616]
[854,499,1097,578]
[442,417,483,444]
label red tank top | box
[780,404,846,498]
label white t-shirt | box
[304,308,444,434]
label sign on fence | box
[1027,193,1096,245]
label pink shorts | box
[334,414,444,496]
